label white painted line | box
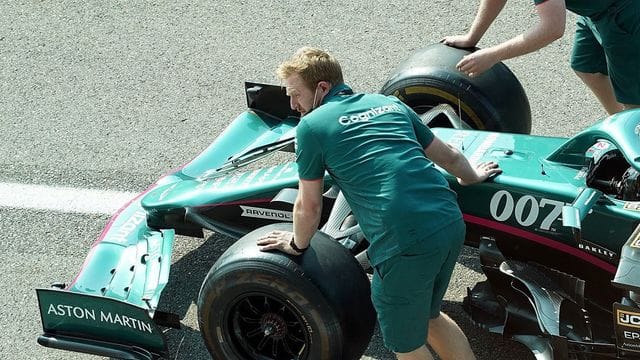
[0,182,138,215]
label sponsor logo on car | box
[616,303,640,353]
[578,240,617,262]
[107,210,147,245]
[240,206,293,221]
[618,309,640,329]
[625,331,640,340]
[46,303,154,334]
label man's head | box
[276,47,344,116]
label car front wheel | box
[197,223,376,360]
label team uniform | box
[296,83,465,352]
[534,0,640,104]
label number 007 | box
[489,190,564,230]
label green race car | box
[36,44,640,360]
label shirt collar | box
[321,83,353,105]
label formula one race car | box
[36,43,640,360]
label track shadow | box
[157,233,234,317]
[154,232,235,359]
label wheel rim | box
[227,293,310,360]
[412,104,476,129]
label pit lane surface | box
[1,1,604,359]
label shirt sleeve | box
[295,120,325,180]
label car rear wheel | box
[380,43,532,134]
[197,223,376,360]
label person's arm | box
[456,0,566,77]
[292,179,323,248]
[256,178,323,255]
[424,136,501,185]
[441,0,508,48]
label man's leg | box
[570,17,624,115]
[589,2,640,114]
[395,312,475,360]
[427,312,476,360]
[371,247,440,360]
[574,71,623,115]
[422,220,473,360]
[372,221,470,360]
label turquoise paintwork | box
[435,109,640,256]
[37,288,166,355]
[548,109,640,169]
[38,105,640,358]
[182,111,298,179]
[67,110,299,310]
[68,193,175,310]
[142,163,299,210]
[37,109,301,357]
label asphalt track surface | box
[1,1,606,359]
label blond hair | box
[276,47,344,89]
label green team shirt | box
[533,0,615,17]
[296,83,462,267]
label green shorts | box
[370,219,465,353]
[571,0,640,104]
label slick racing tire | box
[197,223,376,360]
[381,42,532,134]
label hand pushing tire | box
[197,223,376,360]
[380,43,532,134]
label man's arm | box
[456,0,566,76]
[424,136,501,185]
[441,0,508,48]
[292,179,324,248]
[256,178,324,255]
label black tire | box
[380,43,532,134]
[197,223,376,360]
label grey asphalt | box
[0,1,605,359]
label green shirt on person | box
[533,0,615,18]
[296,83,462,267]
[532,0,640,105]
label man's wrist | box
[290,236,309,253]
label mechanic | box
[442,0,640,115]
[256,46,501,360]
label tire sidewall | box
[198,259,343,360]
[380,43,532,134]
